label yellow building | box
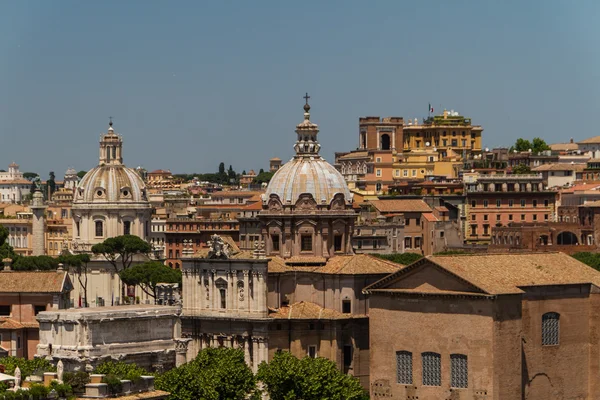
[402,110,482,159]
[392,148,463,180]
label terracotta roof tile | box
[369,253,600,295]
[578,136,600,144]
[337,151,370,160]
[0,272,69,293]
[550,143,579,151]
[268,254,401,275]
[0,318,24,330]
[269,301,365,320]
[369,199,432,213]
[422,213,439,222]
[532,163,585,172]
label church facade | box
[71,122,152,251]
[181,99,400,388]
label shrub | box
[102,374,123,395]
[49,380,73,397]
[26,384,49,400]
[63,370,90,394]
[95,360,147,383]
[0,357,55,377]
[372,253,423,265]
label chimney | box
[570,138,574,144]
[2,258,12,272]
[443,109,448,120]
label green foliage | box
[63,371,90,394]
[571,252,600,271]
[253,171,274,185]
[0,225,16,261]
[512,163,531,175]
[58,253,91,306]
[91,235,152,273]
[373,252,423,265]
[12,255,60,271]
[76,171,87,179]
[257,351,368,400]
[95,360,147,383]
[155,347,256,400]
[120,261,182,299]
[0,357,55,377]
[433,251,474,255]
[22,172,39,182]
[102,374,123,395]
[510,137,550,154]
[49,380,73,397]
[27,383,50,400]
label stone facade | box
[36,305,183,372]
[31,190,47,256]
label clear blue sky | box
[1,1,599,179]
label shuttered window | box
[542,312,560,346]
[422,352,441,386]
[450,354,468,388]
[396,351,412,384]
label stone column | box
[30,190,47,256]
[174,339,191,367]
[243,336,251,366]
[210,270,216,310]
[228,271,235,311]
[252,338,259,373]
[243,271,249,312]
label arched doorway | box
[556,231,578,245]
[381,134,391,150]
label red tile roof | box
[369,199,432,213]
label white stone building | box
[0,163,30,203]
[72,122,152,247]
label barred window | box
[542,312,560,346]
[396,351,412,384]
[422,352,441,386]
[450,354,468,388]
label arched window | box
[123,221,131,235]
[542,312,560,346]
[422,352,441,386]
[450,354,468,388]
[220,288,226,309]
[376,183,382,192]
[95,221,103,237]
[396,351,413,384]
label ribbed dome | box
[266,157,352,205]
[74,165,147,204]
[264,99,352,206]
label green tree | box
[571,252,600,270]
[253,171,275,185]
[95,360,147,382]
[511,138,533,153]
[373,252,423,265]
[22,172,39,181]
[155,347,257,400]
[0,225,16,261]
[77,170,87,179]
[59,253,91,306]
[512,163,531,175]
[257,351,368,400]
[120,261,181,299]
[532,137,550,153]
[91,235,152,274]
[12,255,59,271]
[0,356,55,376]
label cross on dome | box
[294,94,320,156]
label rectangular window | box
[301,235,312,252]
[422,352,441,386]
[544,214,549,221]
[471,214,476,221]
[376,157,381,163]
[496,214,501,221]
[396,351,413,384]
[404,237,412,249]
[533,214,537,221]
[471,200,476,208]
[521,214,526,221]
[168,249,173,258]
[376,169,381,177]
[412,170,417,177]
[544,199,549,207]
[542,312,560,346]
[414,237,422,249]
[344,345,353,368]
[533,200,538,208]
[0,306,10,316]
[509,199,514,207]
[308,346,317,358]
[450,354,468,388]
[496,199,501,207]
[451,139,457,147]
[483,214,488,221]
[405,219,410,226]
[483,200,488,208]
[509,214,513,221]
[395,170,399,177]
[521,199,526,207]
[342,300,351,314]
[334,235,343,252]
[17,336,21,349]
[403,170,408,177]
[271,234,280,252]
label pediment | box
[373,261,485,294]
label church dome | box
[74,165,147,204]
[264,98,352,206]
[73,122,149,205]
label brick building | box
[465,174,557,243]
[365,253,600,400]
